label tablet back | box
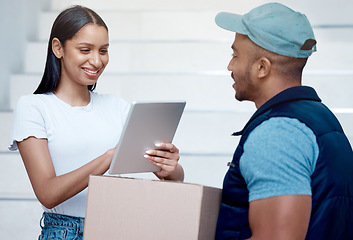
[109,101,186,174]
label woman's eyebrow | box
[77,42,110,47]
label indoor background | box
[1,0,352,238]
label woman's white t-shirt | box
[9,91,130,217]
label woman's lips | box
[82,68,101,78]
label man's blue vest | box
[215,86,353,239]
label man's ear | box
[52,38,63,59]
[257,57,271,78]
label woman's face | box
[59,24,109,88]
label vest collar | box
[232,86,321,136]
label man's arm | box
[247,195,312,240]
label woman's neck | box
[54,84,91,107]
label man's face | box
[227,33,257,102]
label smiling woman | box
[9,5,184,240]
[51,24,109,106]
[34,6,108,95]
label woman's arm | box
[18,137,115,209]
[144,143,184,181]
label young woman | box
[9,5,184,239]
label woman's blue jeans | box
[38,212,85,240]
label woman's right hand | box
[18,137,117,209]
[104,146,116,166]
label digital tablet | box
[108,101,186,175]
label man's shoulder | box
[254,116,315,138]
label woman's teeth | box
[84,69,98,74]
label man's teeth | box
[84,69,99,74]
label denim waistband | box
[41,212,85,234]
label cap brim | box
[215,12,246,34]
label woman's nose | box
[89,52,102,68]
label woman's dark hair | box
[34,5,108,94]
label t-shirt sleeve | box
[9,95,47,151]
[239,117,319,202]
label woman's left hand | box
[144,143,184,181]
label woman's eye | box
[100,49,108,54]
[80,49,90,53]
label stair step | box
[178,154,231,188]
[49,0,260,12]
[0,200,42,240]
[25,41,230,74]
[38,10,228,42]
[0,109,250,153]
[25,32,353,75]
[0,152,228,195]
[47,0,353,30]
[0,112,13,152]
[9,73,255,112]
[115,154,231,188]
[2,108,353,155]
[303,74,353,109]
[38,9,353,42]
[335,113,353,141]
[0,153,35,198]
[10,73,353,112]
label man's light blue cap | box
[215,3,317,58]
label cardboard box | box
[84,175,222,240]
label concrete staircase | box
[1,0,353,238]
